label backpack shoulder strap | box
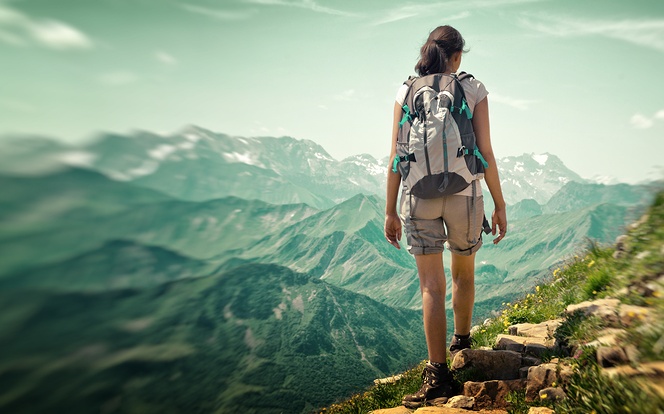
[457,71,474,81]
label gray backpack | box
[393,72,488,199]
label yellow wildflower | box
[587,260,595,268]
[514,303,519,309]
[553,268,560,277]
[552,381,557,387]
[536,285,540,292]
[541,393,548,399]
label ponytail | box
[414,25,465,76]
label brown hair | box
[414,25,466,76]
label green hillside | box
[0,263,426,414]
[0,239,215,291]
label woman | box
[384,25,507,408]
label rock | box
[508,320,562,339]
[370,407,411,414]
[409,408,504,413]
[464,379,527,409]
[624,344,641,364]
[615,234,629,251]
[522,356,542,367]
[519,366,530,379]
[495,335,553,354]
[445,395,475,409]
[539,387,566,402]
[597,346,629,367]
[524,343,550,357]
[602,362,664,398]
[636,251,651,260]
[557,363,575,386]
[374,374,403,385]
[525,363,557,401]
[619,304,650,326]
[451,349,522,380]
[586,328,627,347]
[612,250,626,259]
[528,407,555,414]
[566,298,621,326]
[470,325,481,335]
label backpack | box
[392,72,488,199]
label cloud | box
[371,0,541,26]
[155,51,178,65]
[180,3,256,20]
[372,9,469,26]
[244,0,357,17]
[518,14,664,53]
[630,109,664,129]
[0,4,92,50]
[334,89,356,101]
[490,93,537,110]
[98,71,139,86]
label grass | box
[319,192,664,414]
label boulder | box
[464,379,527,409]
[538,387,566,402]
[525,363,557,401]
[451,349,522,380]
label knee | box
[420,278,446,297]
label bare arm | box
[385,102,403,249]
[472,97,507,244]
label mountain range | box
[0,126,660,413]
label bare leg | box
[415,253,447,364]
[451,252,476,336]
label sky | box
[0,0,663,183]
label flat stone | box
[586,328,626,347]
[602,362,664,398]
[508,320,562,339]
[445,395,475,409]
[464,379,527,409]
[451,349,522,380]
[495,335,553,353]
[371,407,411,414]
[413,408,507,413]
[528,407,555,414]
[375,374,403,385]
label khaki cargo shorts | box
[400,188,485,256]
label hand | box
[491,207,507,244]
[384,212,402,249]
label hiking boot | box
[402,362,455,408]
[449,333,473,361]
